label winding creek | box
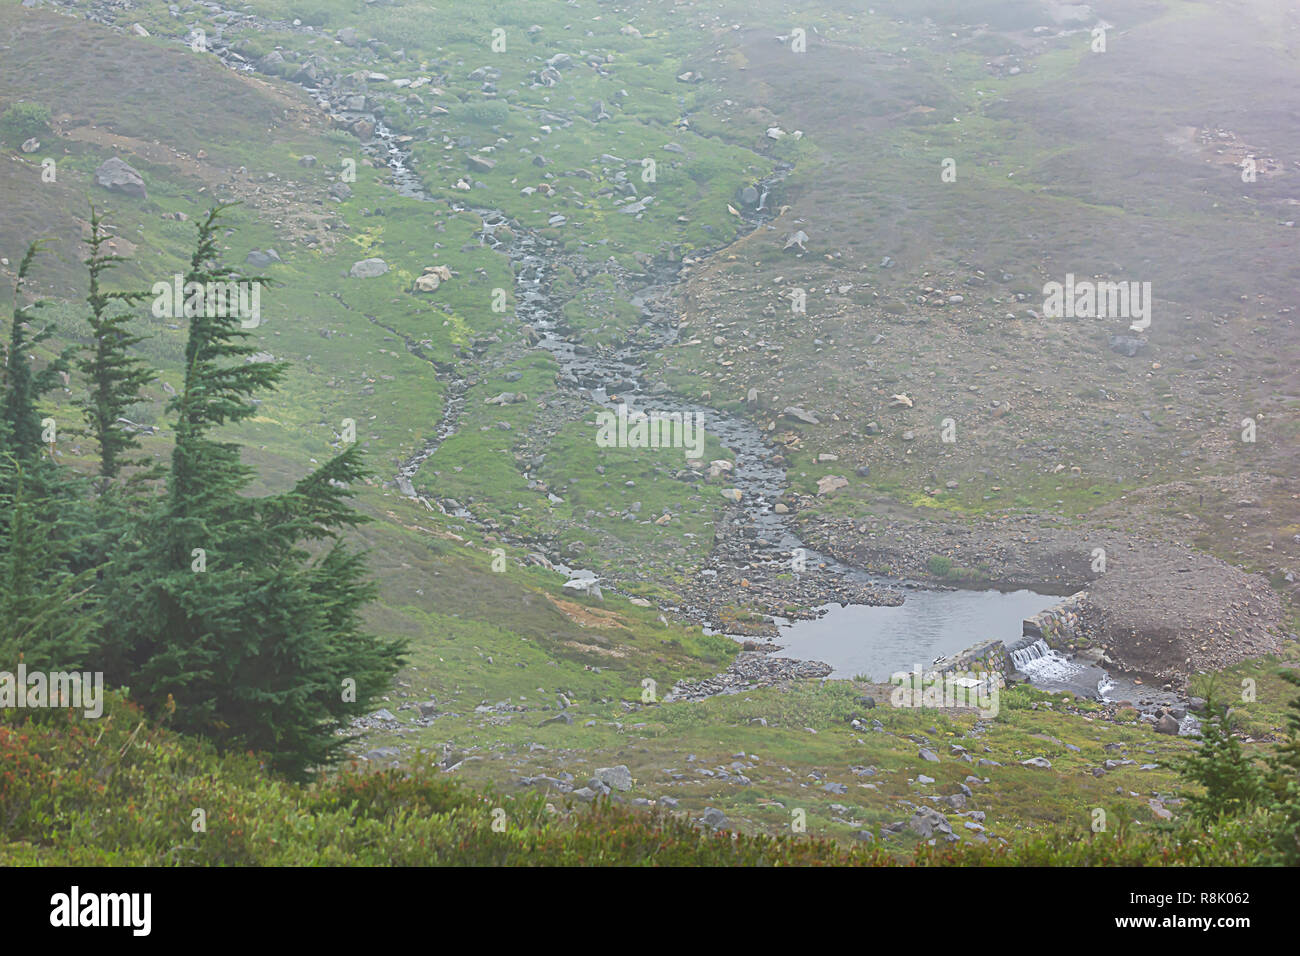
[372,117,1084,689]
[116,3,1099,695]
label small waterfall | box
[1010,638,1083,683]
[1011,639,1050,670]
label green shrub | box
[2,688,1293,866]
[456,101,509,126]
[926,554,953,577]
[0,102,51,144]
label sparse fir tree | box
[75,206,153,483]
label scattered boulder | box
[94,157,147,198]
[1109,335,1147,357]
[781,406,819,425]
[349,257,389,279]
[817,475,848,495]
[245,249,282,268]
[908,807,951,838]
[256,50,285,74]
[591,765,634,792]
[698,807,727,829]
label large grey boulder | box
[349,257,389,279]
[908,807,951,838]
[781,406,819,425]
[593,765,633,792]
[94,157,147,198]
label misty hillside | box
[1,0,1298,877]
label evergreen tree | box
[1262,670,1300,864]
[1172,683,1265,827]
[1,241,66,464]
[75,206,153,482]
[0,458,97,668]
[101,205,403,778]
[0,242,94,670]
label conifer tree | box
[75,207,153,482]
[101,205,403,778]
[0,459,97,668]
[1172,683,1264,827]
[0,242,94,669]
[1,241,65,465]
[1262,670,1300,864]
